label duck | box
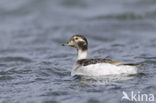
[62,35,143,76]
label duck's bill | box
[62,42,74,47]
[62,42,70,46]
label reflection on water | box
[0,0,156,103]
[74,73,146,86]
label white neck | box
[77,50,88,60]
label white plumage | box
[72,63,138,76]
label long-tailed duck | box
[62,35,143,76]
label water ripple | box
[0,56,32,63]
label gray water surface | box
[0,0,156,103]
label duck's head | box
[62,35,88,51]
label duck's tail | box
[123,63,144,68]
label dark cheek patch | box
[78,41,88,51]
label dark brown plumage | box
[77,41,88,51]
[77,59,119,66]
[77,59,142,67]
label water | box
[0,0,156,103]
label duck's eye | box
[75,38,78,40]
